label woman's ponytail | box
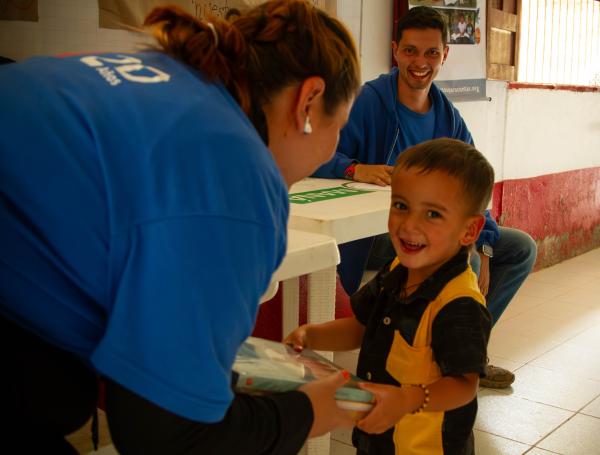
[144,6,251,112]
[145,1,360,128]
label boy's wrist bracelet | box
[412,384,430,413]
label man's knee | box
[498,226,538,268]
[512,228,538,268]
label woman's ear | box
[294,76,325,133]
[460,214,485,246]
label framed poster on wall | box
[400,0,487,101]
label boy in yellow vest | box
[285,138,493,454]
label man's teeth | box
[411,71,428,76]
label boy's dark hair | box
[395,138,494,214]
[396,6,448,46]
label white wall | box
[357,0,393,83]
[337,0,393,84]
[455,80,509,181]
[336,0,362,61]
[458,84,600,182]
[503,88,600,180]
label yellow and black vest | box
[384,257,485,454]
[353,250,491,454]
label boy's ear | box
[460,214,485,246]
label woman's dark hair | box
[395,138,494,215]
[0,56,15,65]
[396,6,448,46]
[144,0,360,141]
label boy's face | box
[388,166,484,281]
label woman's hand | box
[283,324,311,351]
[356,383,418,434]
[354,164,394,186]
[299,371,355,438]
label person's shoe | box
[480,364,515,389]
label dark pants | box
[0,314,98,454]
[0,314,311,455]
[354,427,475,455]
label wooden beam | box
[503,0,517,14]
[489,7,518,32]
[487,0,520,82]
[488,63,515,81]
[489,28,515,65]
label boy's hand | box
[283,324,311,351]
[354,164,394,186]
[356,382,412,434]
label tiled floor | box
[332,247,600,455]
[83,249,600,455]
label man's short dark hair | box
[396,6,448,46]
[395,138,494,215]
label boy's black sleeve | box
[105,379,313,455]
[431,298,492,377]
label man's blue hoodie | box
[314,67,499,248]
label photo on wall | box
[408,1,481,46]
[408,0,477,7]
[407,0,487,101]
[439,8,480,45]
[444,0,477,7]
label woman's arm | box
[105,375,353,455]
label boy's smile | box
[398,238,426,254]
[388,166,482,283]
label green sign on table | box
[289,186,373,205]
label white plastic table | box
[258,229,340,455]
[270,229,340,336]
[288,178,391,244]
[285,178,391,455]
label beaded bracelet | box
[412,383,430,413]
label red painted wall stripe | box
[498,166,600,268]
[508,82,600,93]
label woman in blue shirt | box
[0,1,360,453]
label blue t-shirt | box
[392,100,436,165]
[0,52,289,422]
